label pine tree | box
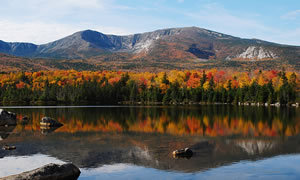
[200,70,207,87]
[162,72,169,85]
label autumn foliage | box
[0,69,298,104]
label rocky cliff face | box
[237,46,277,60]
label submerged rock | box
[0,109,17,126]
[1,163,81,180]
[40,117,63,127]
[172,148,193,158]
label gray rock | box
[2,145,16,150]
[0,126,16,141]
[0,109,17,126]
[1,163,81,180]
[40,117,63,127]
[172,147,193,158]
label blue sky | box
[0,0,299,45]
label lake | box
[0,105,300,179]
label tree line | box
[0,70,298,105]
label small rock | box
[2,145,16,150]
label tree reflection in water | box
[0,105,300,175]
[9,105,299,137]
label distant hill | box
[0,27,299,71]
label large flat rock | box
[1,163,80,180]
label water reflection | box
[80,154,300,180]
[0,106,299,178]
[7,105,300,137]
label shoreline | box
[0,101,298,107]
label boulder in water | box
[172,148,193,158]
[0,109,17,126]
[1,163,80,180]
[40,117,63,127]
[2,145,16,150]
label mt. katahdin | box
[0,27,299,71]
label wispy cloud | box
[0,20,131,44]
[182,3,273,38]
[0,0,134,44]
[176,3,300,45]
[281,9,300,20]
[270,28,300,45]
[0,0,299,45]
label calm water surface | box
[0,105,299,179]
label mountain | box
[0,27,299,71]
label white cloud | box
[269,28,300,45]
[281,10,300,20]
[0,0,136,44]
[0,1,299,46]
[176,3,300,45]
[0,0,113,22]
[0,20,131,44]
[61,0,105,9]
[183,3,273,37]
[4,0,107,10]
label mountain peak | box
[0,27,298,66]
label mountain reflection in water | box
[0,105,299,179]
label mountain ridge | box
[0,26,299,71]
[0,27,297,57]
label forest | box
[0,69,298,105]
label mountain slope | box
[0,27,299,71]
[0,40,37,56]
